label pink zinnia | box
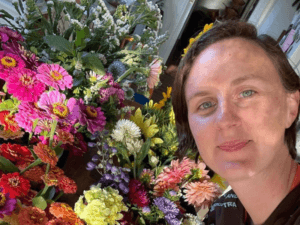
[128,179,150,208]
[6,68,46,102]
[99,86,125,104]
[15,101,52,134]
[37,63,73,91]
[0,51,26,80]
[77,99,106,134]
[0,27,24,42]
[37,91,79,124]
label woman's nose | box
[215,99,241,131]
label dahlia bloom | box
[0,111,20,132]
[0,190,17,218]
[37,63,73,91]
[0,143,34,165]
[0,172,30,198]
[77,99,106,134]
[128,179,150,207]
[58,176,77,194]
[6,67,46,102]
[0,51,25,80]
[154,157,193,196]
[33,143,58,167]
[37,91,79,124]
[18,206,48,225]
[184,180,222,210]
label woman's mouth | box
[218,140,250,152]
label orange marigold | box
[58,176,77,194]
[49,203,83,224]
[23,166,44,182]
[18,206,48,225]
[41,173,59,186]
[33,143,58,167]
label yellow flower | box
[182,23,214,57]
[169,107,175,125]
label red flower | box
[0,143,34,165]
[33,143,58,167]
[128,179,150,208]
[18,189,38,206]
[22,166,44,182]
[18,206,48,225]
[0,111,20,132]
[58,176,77,194]
[0,172,30,198]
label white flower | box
[126,139,143,154]
[111,119,141,142]
[47,1,54,5]
[149,156,159,167]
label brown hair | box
[172,20,300,160]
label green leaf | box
[75,27,90,47]
[20,158,42,175]
[137,138,151,165]
[29,118,39,143]
[32,196,47,210]
[81,53,105,75]
[0,156,19,173]
[44,35,74,55]
[30,46,38,54]
[49,120,58,147]
[43,186,56,200]
[0,99,14,111]
[54,144,64,159]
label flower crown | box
[182,23,214,57]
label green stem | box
[53,190,64,202]
[133,153,137,179]
[40,185,49,196]
[20,158,42,175]
[45,163,50,175]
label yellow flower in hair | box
[182,23,214,57]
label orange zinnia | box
[33,143,58,167]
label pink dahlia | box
[184,180,222,210]
[37,91,79,124]
[37,63,73,91]
[15,101,52,134]
[128,179,150,208]
[147,59,162,89]
[6,68,46,102]
[0,51,26,80]
[154,157,193,196]
[77,99,106,134]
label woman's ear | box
[286,90,300,129]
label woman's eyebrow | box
[187,91,210,104]
[231,74,267,86]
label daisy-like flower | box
[0,189,17,218]
[0,130,24,140]
[37,91,79,124]
[37,63,73,91]
[0,143,34,165]
[154,157,193,196]
[22,166,44,183]
[111,119,141,142]
[0,111,20,132]
[58,176,77,194]
[128,179,150,207]
[18,206,48,225]
[0,172,30,198]
[6,67,46,102]
[0,51,25,80]
[77,99,106,134]
[184,180,222,210]
[33,143,58,167]
[49,202,84,224]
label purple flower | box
[88,142,97,147]
[103,143,109,150]
[119,182,129,194]
[111,166,118,174]
[153,197,180,216]
[111,147,117,154]
[86,162,97,171]
[0,190,17,218]
[91,154,100,162]
[165,213,182,225]
[142,206,151,214]
[77,98,106,134]
[169,190,177,196]
[106,163,112,171]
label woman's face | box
[185,38,298,182]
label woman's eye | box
[240,90,256,98]
[199,101,215,110]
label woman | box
[172,21,300,225]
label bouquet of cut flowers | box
[0,0,168,99]
[82,88,228,225]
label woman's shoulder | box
[203,188,246,225]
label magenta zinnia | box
[37,63,73,91]
[6,67,46,102]
[37,91,79,124]
[0,189,17,218]
[77,98,106,134]
[0,51,26,80]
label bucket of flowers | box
[82,88,229,225]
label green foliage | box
[32,196,48,210]
[0,156,20,173]
[44,35,74,55]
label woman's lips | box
[218,140,250,152]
